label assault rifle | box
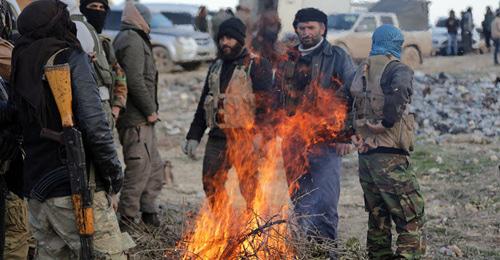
[43,63,94,260]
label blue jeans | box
[447,33,458,56]
[494,39,500,64]
[284,144,341,240]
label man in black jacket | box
[446,10,459,56]
[276,8,356,242]
[182,17,273,208]
[10,1,133,258]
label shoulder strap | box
[46,48,70,67]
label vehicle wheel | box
[181,62,202,71]
[153,46,175,73]
[402,46,422,69]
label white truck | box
[327,12,432,68]
[239,0,351,36]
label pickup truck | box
[326,12,432,68]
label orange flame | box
[179,67,348,259]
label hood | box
[121,2,150,34]
[60,0,81,15]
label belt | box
[98,86,110,101]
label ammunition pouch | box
[203,94,216,129]
[356,113,415,152]
[205,58,256,129]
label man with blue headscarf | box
[349,24,426,259]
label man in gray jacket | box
[113,2,164,227]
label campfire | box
[177,72,348,259]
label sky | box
[120,0,500,27]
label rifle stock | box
[45,63,95,260]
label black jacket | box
[378,61,414,128]
[446,17,460,34]
[277,39,356,141]
[20,50,122,199]
[186,49,274,142]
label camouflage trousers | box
[28,191,135,260]
[358,153,426,260]
[5,192,30,260]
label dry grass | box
[126,203,368,259]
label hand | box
[111,106,121,120]
[106,171,124,195]
[89,51,97,62]
[110,194,119,212]
[182,139,199,160]
[147,112,159,124]
[351,134,370,153]
[335,143,354,156]
[366,121,386,134]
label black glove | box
[103,168,124,194]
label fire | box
[178,76,348,259]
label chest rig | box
[71,15,114,102]
[203,58,255,129]
[350,55,415,152]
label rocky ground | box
[131,54,499,259]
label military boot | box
[142,212,161,227]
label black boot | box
[142,212,161,227]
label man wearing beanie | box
[113,2,165,229]
[349,24,426,259]
[182,17,273,209]
[276,7,356,243]
[80,0,128,133]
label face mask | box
[81,8,107,33]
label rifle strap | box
[46,48,70,67]
[88,162,96,194]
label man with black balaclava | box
[275,8,356,242]
[113,2,165,229]
[10,0,133,258]
[79,0,128,131]
[182,17,273,209]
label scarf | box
[11,0,81,126]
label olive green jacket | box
[113,23,158,129]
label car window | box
[161,12,193,25]
[150,13,173,29]
[356,16,377,32]
[104,10,122,31]
[381,16,394,25]
[436,18,447,27]
[328,14,359,30]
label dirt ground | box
[145,54,500,259]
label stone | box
[435,156,443,164]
